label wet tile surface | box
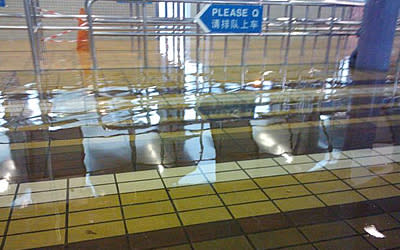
[2,65,400,249]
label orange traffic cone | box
[76,8,89,51]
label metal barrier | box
[0,0,397,86]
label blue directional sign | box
[0,0,5,7]
[195,4,263,33]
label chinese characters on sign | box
[195,4,263,33]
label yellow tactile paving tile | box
[358,185,400,200]
[294,171,338,183]
[344,176,389,189]
[220,189,268,205]
[0,208,11,221]
[168,184,215,199]
[381,173,400,184]
[69,195,120,212]
[69,207,123,227]
[173,195,223,211]
[0,221,6,236]
[331,167,375,179]
[7,214,65,235]
[3,229,65,250]
[121,189,169,205]
[228,201,279,218]
[68,221,125,243]
[317,190,366,206]
[264,185,311,199]
[69,184,118,200]
[274,196,325,212]
[123,200,175,219]
[305,180,351,194]
[254,175,299,188]
[179,207,232,226]
[118,179,164,193]
[69,174,115,188]
[12,201,66,219]
[126,213,181,234]
[18,179,67,194]
[14,190,66,205]
[213,179,258,193]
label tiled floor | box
[0,146,400,249]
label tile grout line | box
[64,178,70,247]
[112,174,132,250]
[232,159,317,248]
[197,167,258,250]
[155,167,195,250]
[0,183,20,250]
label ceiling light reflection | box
[364,225,385,238]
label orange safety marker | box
[76,8,89,51]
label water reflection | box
[0,65,399,182]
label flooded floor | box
[1,48,400,249]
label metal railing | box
[0,0,398,85]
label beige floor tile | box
[323,159,361,170]
[344,176,389,189]
[19,180,67,194]
[159,166,200,178]
[274,155,313,165]
[126,213,181,233]
[220,189,268,205]
[169,184,215,199]
[69,207,122,226]
[228,201,279,218]
[116,170,159,182]
[12,201,66,219]
[121,189,169,204]
[69,184,117,199]
[318,190,366,205]
[69,174,115,188]
[342,149,379,158]
[199,162,241,173]
[179,207,232,225]
[124,200,175,218]
[308,151,348,162]
[4,229,65,250]
[355,156,393,166]
[358,185,400,200]
[246,166,288,178]
[294,171,337,183]
[213,179,258,193]
[367,163,400,175]
[332,167,375,179]
[275,196,325,212]
[164,174,208,188]
[69,195,120,212]
[14,190,66,206]
[374,145,400,155]
[254,175,299,188]
[206,170,248,183]
[118,179,164,193]
[8,214,65,234]
[68,221,125,243]
[173,195,222,211]
[265,185,310,200]
[237,158,278,169]
[282,163,321,174]
[0,184,17,196]
[305,180,351,194]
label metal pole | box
[85,0,98,69]
[23,0,40,74]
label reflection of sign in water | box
[0,0,5,7]
[195,4,263,33]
